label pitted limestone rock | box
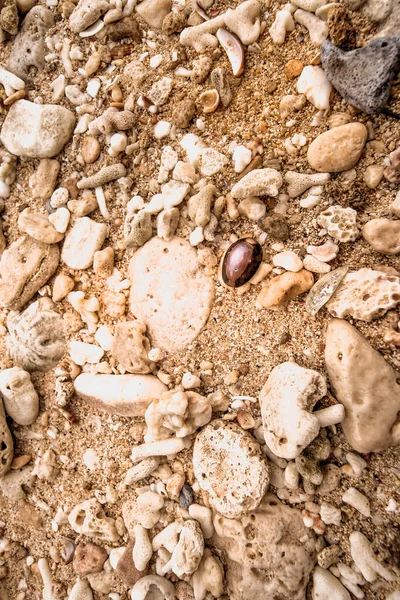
[325,268,400,321]
[111,321,154,374]
[259,362,327,460]
[7,297,65,372]
[68,498,119,541]
[325,319,400,453]
[317,205,359,242]
[193,420,270,518]
[0,367,39,425]
[213,493,316,600]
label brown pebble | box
[81,136,101,164]
[237,410,255,430]
[284,59,303,80]
[116,539,148,586]
[4,89,26,106]
[258,214,290,240]
[11,455,32,469]
[18,501,42,529]
[111,44,135,60]
[73,543,108,576]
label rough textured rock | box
[7,7,55,82]
[259,362,327,459]
[69,0,109,33]
[1,100,75,159]
[7,298,65,372]
[308,123,368,172]
[320,37,400,114]
[0,367,39,426]
[362,218,400,254]
[213,493,316,600]
[325,319,400,452]
[317,205,359,242]
[129,237,214,353]
[0,236,60,310]
[111,321,154,374]
[18,209,64,244]
[68,498,119,541]
[230,168,282,199]
[73,543,108,576]
[62,217,107,270]
[256,270,314,309]
[193,420,270,518]
[73,373,167,416]
[116,539,148,586]
[136,0,171,28]
[325,268,400,321]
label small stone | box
[101,291,126,318]
[317,545,341,569]
[258,214,290,240]
[172,98,196,129]
[1,100,75,158]
[18,209,64,244]
[256,270,314,310]
[0,236,60,311]
[193,420,270,518]
[116,540,147,586]
[308,123,368,172]
[273,250,303,272]
[124,209,153,248]
[69,0,109,32]
[238,197,266,221]
[179,483,194,509]
[305,266,348,316]
[362,218,400,255]
[317,205,358,242]
[62,217,107,269]
[49,207,70,234]
[231,168,282,199]
[129,237,214,353]
[135,0,171,28]
[211,67,232,106]
[70,341,104,365]
[68,194,98,217]
[285,59,303,79]
[307,241,339,262]
[50,188,69,209]
[30,159,60,200]
[191,55,213,84]
[162,10,186,34]
[81,136,101,164]
[321,37,400,114]
[157,208,179,241]
[93,247,114,277]
[73,543,108,576]
[303,255,331,274]
[111,321,154,374]
[200,148,228,177]
[52,273,74,302]
[363,164,384,189]
[188,184,215,227]
[7,297,65,372]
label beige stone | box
[81,135,101,164]
[363,164,384,189]
[18,209,64,244]
[136,0,171,28]
[101,291,126,318]
[93,247,114,277]
[256,269,314,310]
[30,159,60,200]
[62,217,107,270]
[362,218,400,255]
[73,373,167,416]
[325,319,400,453]
[52,273,74,302]
[307,123,368,173]
[111,321,154,374]
[129,237,214,353]
[213,493,316,600]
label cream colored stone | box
[52,273,74,302]
[273,250,303,272]
[256,270,314,310]
[362,218,400,255]
[111,321,154,374]
[231,168,282,199]
[325,319,400,453]
[363,164,384,189]
[308,123,368,173]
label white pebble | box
[109,132,128,156]
[232,145,252,173]
[50,187,69,208]
[86,78,101,97]
[273,250,303,272]
[189,226,204,246]
[69,341,104,365]
[95,325,114,351]
[182,372,201,389]
[48,207,70,233]
[150,54,163,68]
[342,487,371,517]
[82,448,100,471]
[154,121,171,139]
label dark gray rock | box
[321,36,400,114]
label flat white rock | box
[74,374,167,416]
[129,236,214,353]
[62,217,107,270]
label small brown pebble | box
[222,238,263,288]
[265,79,278,93]
[116,539,147,586]
[18,501,42,529]
[107,17,142,42]
[172,98,196,129]
[258,214,290,240]
[111,85,123,103]
[73,543,108,576]
[62,175,80,199]
[327,5,356,50]
[81,136,101,164]
[237,410,255,430]
[284,59,303,80]
[4,89,26,106]
[162,10,186,34]
[11,455,32,469]
[166,472,185,500]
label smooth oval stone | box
[307,123,368,173]
[222,238,262,288]
[362,218,400,255]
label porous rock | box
[230,168,282,199]
[0,367,39,426]
[116,539,148,586]
[7,7,55,82]
[1,100,75,159]
[129,237,214,353]
[213,493,316,600]
[62,217,107,270]
[325,268,400,321]
[7,298,65,372]
[259,362,327,459]
[68,498,119,542]
[307,123,368,172]
[193,420,270,518]
[73,543,108,576]
[73,373,167,416]
[0,236,60,311]
[317,205,358,242]
[111,321,154,374]
[321,37,400,114]
[325,318,400,453]
[362,218,400,254]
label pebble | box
[18,209,64,244]
[273,250,303,272]
[61,217,107,269]
[48,207,70,234]
[317,205,358,242]
[256,269,314,310]
[285,59,303,79]
[179,483,194,509]
[73,373,167,416]
[193,420,270,518]
[1,100,75,158]
[73,543,108,576]
[70,341,104,365]
[124,209,152,248]
[129,237,214,353]
[231,168,282,199]
[81,136,101,163]
[321,37,400,114]
[312,567,351,600]
[258,214,290,240]
[325,319,400,453]
[50,187,69,209]
[238,197,266,221]
[308,123,368,172]
[363,164,384,188]
[93,247,114,277]
[31,159,61,200]
[307,240,339,262]
[0,236,59,310]
[362,218,400,255]
[0,367,38,426]
[111,321,154,374]
[297,65,332,110]
[136,0,171,28]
